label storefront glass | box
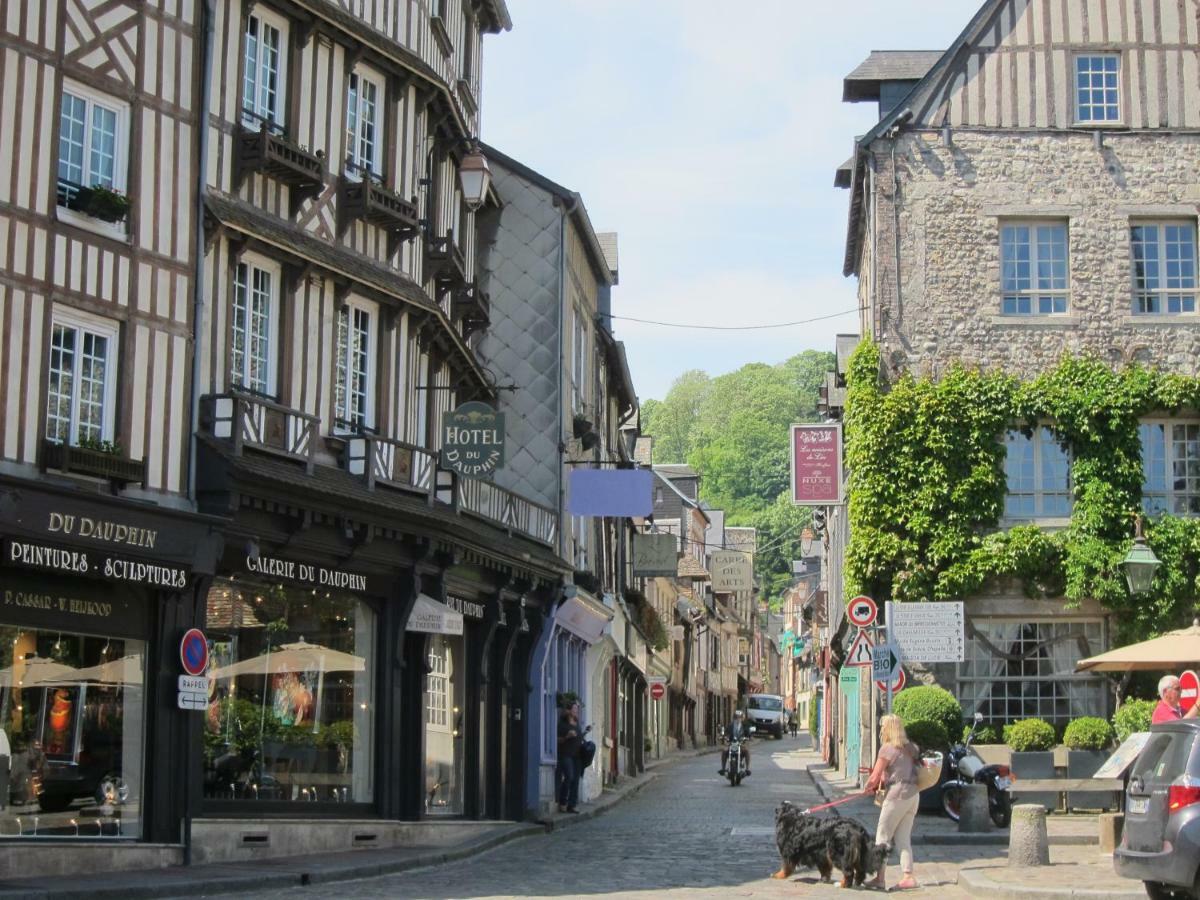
[203,579,375,804]
[0,626,145,838]
[424,633,464,815]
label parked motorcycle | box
[940,712,1013,828]
[725,726,755,786]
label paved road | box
[195,737,979,899]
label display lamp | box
[458,147,491,212]
[1121,515,1161,595]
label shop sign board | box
[241,554,375,595]
[872,641,901,682]
[407,594,464,635]
[790,423,844,506]
[890,602,965,663]
[632,533,679,577]
[846,595,877,628]
[3,536,189,589]
[1,571,145,638]
[1093,732,1153,779]
[439,401,505,478]
[710,550,753,592]
[1180,670,1199,714]
[446,596,486,619]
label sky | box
[481,0,978,401]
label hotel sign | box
[790,423,844,506]
[440,402,505,479]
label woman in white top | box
[863,714,921,891]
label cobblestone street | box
[194,738,986,899]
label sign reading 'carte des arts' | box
[790,423,844,506]
[710,550,753,592]
[440,402,506,479]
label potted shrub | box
[1005,718,1058,811]
[1112,698,1155,743]
[893,685,963,741]
[1063,717,1116,811]
[79,184,131,223]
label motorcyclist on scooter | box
[718,709,751,777]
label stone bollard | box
[958,783,996,832]
[1009,803,1051,866]
[1098,812,1124,854]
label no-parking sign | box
[179,628,209,676]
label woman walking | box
[864,714,921,891]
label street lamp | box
[458,147,491,212]
[1121,515,1161,595]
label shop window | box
[424,634,464,815]
[203,579,375,804]
[333,299,377,433]
[1140,420,1200,515]
[1002,426,1072,519]
[45,309,119,446]
[242,9,288,128]
[957,619,1105,724]
[231,258,279,396]
[0,626,145,837]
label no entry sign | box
[650,682,666,701]
[1181,670,1199,714]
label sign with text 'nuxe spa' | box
[790,423,843,505]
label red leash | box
[799,789,872,815]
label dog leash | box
[798,789,872,815]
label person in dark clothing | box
[556,702,583,813]
[718,709,752,776]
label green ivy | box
[844,340,1200,642]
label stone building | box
[829,0,1200,755]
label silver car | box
[1115,720,1200,899]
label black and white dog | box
[772,800,891,888]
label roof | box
[634,436,653,466]
[843,51,943,102]
[480,143,615,289]
[655,464,698,479]
[834,155,855,189]
[481,0,513,32]
[597,232,619,284]
[725,527,757,554]
[677,554,710,580]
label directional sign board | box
[846,629,875,667]
[847,596,878,628]
[1181,670,1199,714]
[177,673,210,711]
[877,668,906,693]
[890,602,965,663]
[872,642,901,682]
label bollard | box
[1098,812,1124,854]
[1008,803,1051,866]
[958,783,996,833]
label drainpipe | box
[183,0,215,868]
[557,194,579,562]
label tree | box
[640,369,711,463]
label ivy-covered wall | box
[844,339,1200,643]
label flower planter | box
[1066,749,1113,811]
[43,440,146,485]
[66,186,130,223]
[1010,750,1058,812]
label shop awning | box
[407,594,464,635]
[556,594,612,644]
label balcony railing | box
[42,440,146,485]
[451,280,490,339]
[344,434,434,496]
[201,391,318,472]
[339,174,420,253]
[425,230,468,295]
[456,477,558,547]
[235,119,325,213]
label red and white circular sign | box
[877,667,906,694]
[649,682,666,701]
[1180,670,1199,714]
[180,628,209,676]
[847,596,878,628]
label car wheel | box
[1143,882,1186,900]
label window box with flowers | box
[43,437,146,485]
[76,184,131,223]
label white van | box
[746,693,786,739]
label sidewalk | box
[0,747,716,900]
[803,752,1143,899]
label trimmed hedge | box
[1063,717,1116,751]
[963,723,1002,744]
[905,719,950,752]
[1113,698,1156,743]
[1003,718,1056,752]
[893,685,963,741]
[808,696,819,737]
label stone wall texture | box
[863,129,1200,378]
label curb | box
[957,866,1144,900]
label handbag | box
[578,739,596,768]
[916,752,943,792]
[874,785,887,807]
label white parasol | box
[0,655,81,687]
[74,654,144,686]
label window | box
[572,306,587,412]
[424,633,464,814]
[334,300,376,432]
[45,311,118,445]
[1003,426,1072,519]
[1131,222,1197,314]
[57,84,128,212]
[1000,222,1068,315]
[1075,54,1120,123]
[345,71,382,179]
[242,10,287,127]
[231,260,278,395]
[958,619,1105,725]
[1140,421,1200,515]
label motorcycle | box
[940,712,1013,828]
[725,726,755,787]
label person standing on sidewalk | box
[556,702,583,813]
[864,714,920,891]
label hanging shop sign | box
[567,469,654,517]
[3,536,189,589]
[440,401,505,478]
[632,533,679,577]
[710,550,753,592]
[790,423,844,506]
[407,593,464,635]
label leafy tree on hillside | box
[640,369,711,463]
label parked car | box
[745,693,786,739]
[1114,720,1200,900]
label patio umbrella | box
[1075,619,1200,672]
[0,655,81,687]
[74,654,144,686]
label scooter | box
[940,712,1013,828]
